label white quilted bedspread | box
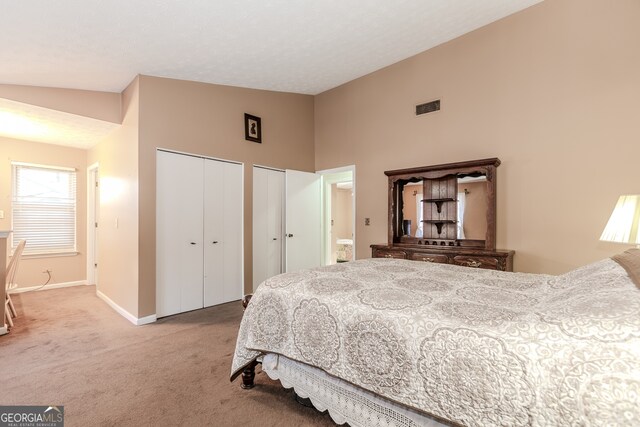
[231,257,640,426]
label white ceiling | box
[0,0,542,95]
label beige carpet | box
[0,286,336,426]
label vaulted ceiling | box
[1,0,542,95]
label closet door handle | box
[286,234,294,238]
[272,238,278,241]
[190,242,197,245]
[212,241,219,244]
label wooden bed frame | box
[240,294,259,389]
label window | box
[12,162,77,255]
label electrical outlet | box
[365,218,370,226]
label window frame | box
[11,161,78,257]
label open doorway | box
[318,166,355,266]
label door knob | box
[190,242,197,245]
[287,234,294,238]
[212,241,219,244]
[272,238,277,241]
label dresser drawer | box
[373,249,407,259]
[409,253,449,264]
[453,256,499,270]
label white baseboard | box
[11,280,88,294]
[136,314,157,326]
[96,290,157,326]
[0,324,7,336]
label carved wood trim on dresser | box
[373,158,515,272]
[371,244,514,271]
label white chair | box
[5,240,26,328]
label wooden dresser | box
[371,244,514,271]
[371,158,515,272]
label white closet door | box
[267,170,284,278]
[156,151,204,317]
[285,169,321,272]
[252,167,284,291]
[204,160,243,307]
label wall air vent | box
[416,99,440,116]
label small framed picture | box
[244,113,262,143]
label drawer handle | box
[421,257,435,262]
[384,254,393,258]
[467,260,482,268]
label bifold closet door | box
[156,151,204,317]
[204,160,243,307]
[252,167,284,291]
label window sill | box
[19,251,79,259]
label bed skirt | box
[262,353,451,427]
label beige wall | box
[315,0,640,274]
[87,78,140,316]
[137,75,315,316]
[0,84,120,124]
[335,188,353,241]
[0,136,87,287]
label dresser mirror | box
[401,176,488,241]
[373,158,513,271]
[388,158,499,250]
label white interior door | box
[204,160,243,306]
[252,167,284,291]
[156,151,204,317]
[285,169,321,272]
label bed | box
[230,249,640,426]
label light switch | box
[0,210,4,219]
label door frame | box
[87,162,99,287]
[317,165,356,265]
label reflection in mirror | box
[457,175,487,240]
[401,181,423,237]
[400,176,489,241]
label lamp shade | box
[600,195,640,245]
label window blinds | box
[12,162,77,255]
